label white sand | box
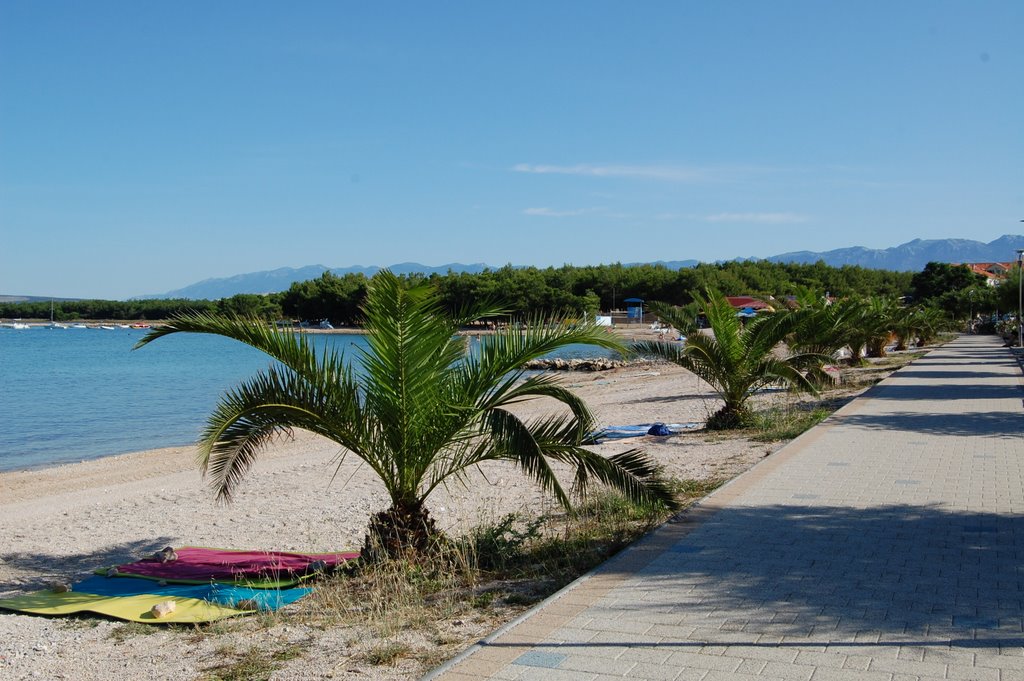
[0,362,784,680]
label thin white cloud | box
[512,163,714,182]
[523,207,593,217]
[704,212,809,224]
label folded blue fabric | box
[594,423,700,440]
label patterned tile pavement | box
[426,335,1024,681]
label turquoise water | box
[0,328,612,472]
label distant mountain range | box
[765,234,1024,271]
[638,235,1024,273]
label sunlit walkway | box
[428,334,1024,681]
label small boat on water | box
[45,301,67,329]
[69,324,88,329]
[130,323,151,329]
[99,325,116,330]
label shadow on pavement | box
[836,410,1023,437]
[498,504,1024,649]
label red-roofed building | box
[953,262,1015,286]
[725,296,775,312]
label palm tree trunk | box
[706,404,748,430]
[362,500,440,561]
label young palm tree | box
[636,290,822,430]
[135,271,675,559]
[787,290,858,357]
[837,296,899,361]
[913,306,951,347]
[891,305,939,351]
[862,297,901,358]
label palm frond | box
[198,365,367,502]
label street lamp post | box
[969,289,975,333]
[1017,248,1024,348]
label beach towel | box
[0,546,359,624]
[0,587,246,623]
[104,546,359,586]
[0,575,310,623]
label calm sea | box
[0,327,611,472]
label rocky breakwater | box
[522,358,627,372]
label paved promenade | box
[430,335,1024,681]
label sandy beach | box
[0,353,840,680]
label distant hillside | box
[130,235,1023,300]
[767,235,1024,271]
[142,262,491,300]
[0,295,79,304]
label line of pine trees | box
[4,260,1011,325]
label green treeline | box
[0,260,946,324]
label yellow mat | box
[0,590,244,623]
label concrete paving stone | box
[866,656,947,677]
[974,653,1024,671]
[698,671,783,681]
[921,647,974,663]
[546,627,600,644]
[688,629,758,644]
[630,611,690,626]
[733,659,768,675]
[582,618,655,635]
[840,654,875,671]
[827,647,901,659]
[719,646,800,664]
[514,650,568,668]
[645,623,701,639]
[663,651,745,672]
[618,661,702,680]
[565,615,597,629]
[441,672,500,681]
[755,660,816,679]
[792,651,851,669]
[945,664,1000,681]
[585,631,659,648]
[614,646,675,665]
[504,666,597,681]
[556,653,637,676]
[805,667,893,681]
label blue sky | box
[2,1,1022,299]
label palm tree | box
[135,271,675,559]
[636,290,822,430]
[833,296,902,361]
[862,297,900,358]
[891,305,942,351]
[786,290,858,365]
[913,306,952,347]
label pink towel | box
[113,547,359,583]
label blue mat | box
[73,575,311,610]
